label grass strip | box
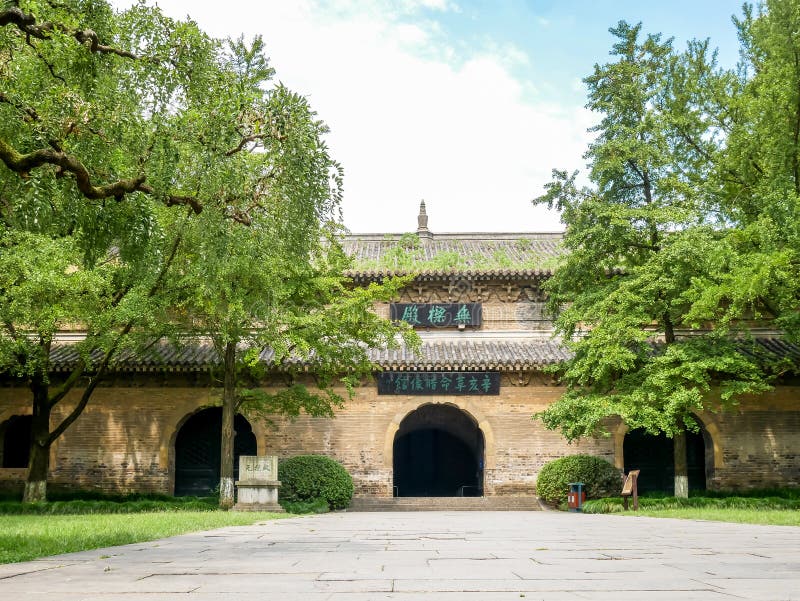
[0,497,219,515]
[0,511,287,564]
[582,491,800,526]
[582,495,800,514]
[628,508,800,526]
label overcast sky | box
[114,1,744,233]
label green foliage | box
[683,0,800,341]
[278,455,354,510]
[531,10,800,442]
[535,455,621,505]
[1,0,416,505]
[1,0,309,502]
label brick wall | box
[3,379,799,496]
[706,392,800,489]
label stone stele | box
[233,455,284,512]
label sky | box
[113,0,746,233]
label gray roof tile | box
[44,337,800,374]
[47,338,572,373]
[341,232,565,276]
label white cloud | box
[399,0,460,12]
[112,0,593,232]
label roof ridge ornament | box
[416,199,433,241]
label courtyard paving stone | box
[1,511,798,600]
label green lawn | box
[625,508,800,526]
[0,511,287,564]
[582,490,800,526]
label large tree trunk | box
[219,340,237,509]
[23,376,51,503]
[674,429,689,499]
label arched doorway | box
[623,427,707,495]
[174,408,257,496]
[0,415,32,468]
[393,403,484,497]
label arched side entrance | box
[393,403,484,497]
[0,414,32,468]
[174,408,257,496]
[623,428,707,495]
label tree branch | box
[47,357,86,407]
[73,28,137,60]
[0,139,260,222]
[47,343,113,444]
[628,241,660,252]
[1,6,138,59]
[158,192,204,215]
[225,134,267,157]
[223,207,252,225]
[46,240,184,440]
[0,137,147,199]
[0,91,40,122]
[0,138,236,218]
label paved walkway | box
[1,511,798,600]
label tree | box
[684,0,800,344]
[170,37,415,508]
[0,0,267,221]
[533,21,771,497]
[0,0,217,502]
[0,222,184,502]
[178,213,414,508]
[2,1,367,501]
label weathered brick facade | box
[2,376,800,496]
[1,223,799,497]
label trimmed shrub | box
[536,454,621,505]
[278,455,354,510]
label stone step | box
[348,496,543,512]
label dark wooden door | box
[175,409,257,497]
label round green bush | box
[278,455,354,510]
[536,454,621,505]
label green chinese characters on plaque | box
[377,371,500,395]
[390,303,482,327]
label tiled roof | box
[44,336,800,374]
[368,339,571,370]
[738,337,800,364]
[47,337,572,373]
[342,232,565,277]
